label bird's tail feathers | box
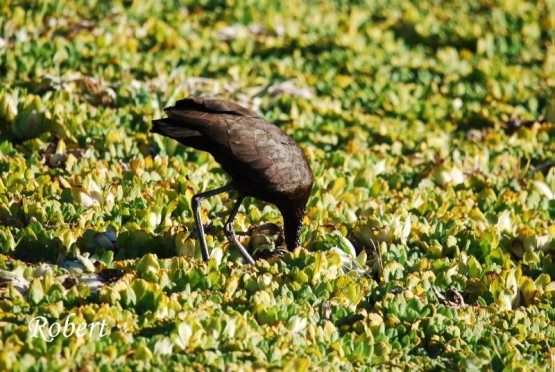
[150,118,201,138]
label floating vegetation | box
[0,0,554,369]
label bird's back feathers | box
[169,97,259,117]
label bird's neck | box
[282,207,305,250]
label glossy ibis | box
[151,97,313,264]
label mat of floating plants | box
[0,0,554,370]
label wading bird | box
[151,97,313,264]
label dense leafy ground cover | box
[1,0,554,369]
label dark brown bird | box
[151,97,313,264]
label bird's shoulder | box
[226,117,312,192]
[227,117,294,164]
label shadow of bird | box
[151,97,313,264]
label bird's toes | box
[255,246,289,261]
[249,223,283,236]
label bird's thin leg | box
[192,184,235,261]
[224,195,256,265]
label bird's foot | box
[248,222,287,262]
[254,246,289,261]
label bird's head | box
[280,190,311,250]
